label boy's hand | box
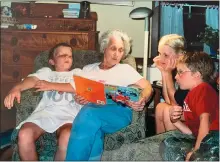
[169,105,183,123]
[4,88,21,109]
[185,150,194,161]
[34,80,53,92]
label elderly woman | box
[65,29,153,160]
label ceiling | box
[1,0,135,6]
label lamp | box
[129,7,152,79]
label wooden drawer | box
[32,19,65,30]
[12,32,43,49]
[21,66,33,78]
[2,48,40,65]
[2,65,33,82]
[41,33,90,50]
[1,32,13,46]
[1,30,98,50]
[2,66,22,82]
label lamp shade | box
[129,7,152,19]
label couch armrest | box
[14,89,42,125]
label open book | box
[73,75,142,105]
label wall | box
[90,2,152,58]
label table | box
[145,83,162,136]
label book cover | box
[73,75,141,105]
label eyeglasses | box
[176,70,191,76]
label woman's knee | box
[163,105,172,120]
[155,102,167,117]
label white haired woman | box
[65,29,153,160]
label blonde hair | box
[159,34,186,54]
[99,29,132,57]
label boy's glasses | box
[176,70,191,76]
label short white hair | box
[99,29,132,57]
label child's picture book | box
[73,75,142,105]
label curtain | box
[155,1,159,7]
[204,7,219,54]
[160,4,184,37]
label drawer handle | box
[42,34,47,39]
[13,71,19,79]
[11,37,18,46]
[70,38,77,46]
[13,55,20,62]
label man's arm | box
[194,113,209,150]
[185,113,210,161]
[34,80,75,93]
[173,120,192,134]
[4,76,39,108]
[16,76,39,91]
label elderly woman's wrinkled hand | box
[74,94,90,105]
[125,97,146,111]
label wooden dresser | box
[0,2,99,132]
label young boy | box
[4,43,82,161]
[160,52,219,161]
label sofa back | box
[33,50,102,72]
[33,50,136,72]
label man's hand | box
[4,88,21,109]
[169,105,183,123]
[34,80,54,92]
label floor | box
[0,145,12,161]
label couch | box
[10,50,147,160]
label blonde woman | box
[153,34,189,134]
